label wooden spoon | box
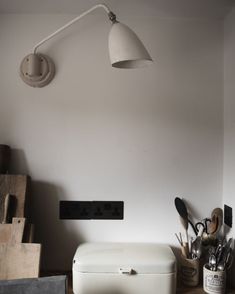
[180,216,189,244]
[174,197,197,235]
[208,208,223,235]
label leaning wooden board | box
[0,218,25,243]
[0,218,41,280]
[0,242,41,280]
[0,175,30,219]
[0,223,12,243]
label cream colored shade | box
[109,22,152,68]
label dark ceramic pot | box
[0,145,11,174]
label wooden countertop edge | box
[41,271,235,294]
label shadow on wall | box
[8,148,84,270]
[8,148,29,175]
[30,181,85,271]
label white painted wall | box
[224,6,235,238]
[0,12,223,270]
[224,7,235,287]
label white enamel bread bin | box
[73,243,176,294]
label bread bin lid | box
[73,243,176,274]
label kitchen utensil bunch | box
[207,238,233,272]
[174,196,234,291]
[174,197,227,259]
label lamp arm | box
[33,3,115,54]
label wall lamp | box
[19,3,152,88]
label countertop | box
[43,271,235,294]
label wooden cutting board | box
[0,218,25,243]
[0,218,41,280]
[0,175,30,220]
[0,242,41,280]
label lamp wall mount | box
[20,54,55,88]
[20,4,113,88]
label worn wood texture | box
[9,217,26,243]
[0,217,41,280]
[24,223,35,243]
[1,194,10,223]
[0,175,30,220]
[0,223,11,243]
[0,243,41,280]
[0,218,26,243]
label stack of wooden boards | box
[0,175,41,280]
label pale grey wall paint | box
[224,7,235,286]
[0,0,231,18]
[0,14,223,270]
[224,7,235,236]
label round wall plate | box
[20,54,55,88]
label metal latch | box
[119,268,134,275]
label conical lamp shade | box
[109,22,152,68]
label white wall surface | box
[0,12,224,270]
[224,7,235,237]
[224,7,235,286]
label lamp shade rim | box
[111,58,153,69]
